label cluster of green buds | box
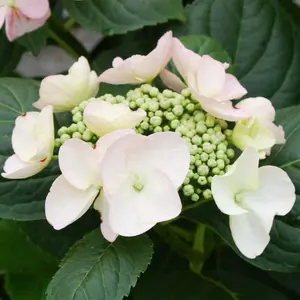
[54,100,98,148]
[55,84,236,202]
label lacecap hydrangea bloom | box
[2,31,295,259]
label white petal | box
[211,147,260,215]
[59,139,101,190]
[136,169,182,222]
[1,154,48,179]
[134,31,173,81]
[230,213,271,259]
[264,122,285,145]
[215,74,247,101]
[160,69,186,93]
[94,191,118,242]
[84,101,145,136]
[236,97,275,122]
[242,166,296,216]
[45,175,98,230]
[0,6,7,30]
[193,91,250,121]
[128,132,190,188]
[195,55,226,98]
[94,129,136,163]
[107,176,157,237]
[101,134,146,196]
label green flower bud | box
[207,159,217,168]
[173,105,184,116]
[137,128,144,134]
[58,126,68,136]
[181,88,191,97]
[77,124,86,134]
[190,155,196,165]
[200,152,209,162]
[71,107,80,115]
[194,111,205,121]
[203,142,214,153]
[155,110,163,117]
[149,87,159,97]
[163,89,173,98]
[166,112,176,121]
[148,112,154,117]
[218,119,228,129]
[68,123,78,133]
[189,145,198,155]
[202,133,210,142]
[82,129,93,141]
[72,112,83,123]
[205,115,215,127]
[141,84,152,94]
[216,150,226,160]
[203,189,212,199]
[92,136,98,143]
[136,98,144,106]
[195,159,202,167]
[196,123,207,134]
[191,135,202,145]
[197,164,209,176]
[72,132,82,139]
[187,170,194,178]
[209,153,216,160]
[183,184,194,196]
[150,116,162,126]
[141,103,149,111]
[186,130,196,139]
[198,176,207,185]
[170,119,180,129]
[60,133,71,143]
[140,121,149,130]
[163,125,171,132]
[191,194,200,202]
[208,176,212,183]
[217,143,227,152]
[129,102,137,109]
[207,128,215,135]
[160,99,171,110]
[226,148,235,159]
[54,138,61,148]
[148,101,159,112]
[212,167,220,175]
[79,100,88,111]
[224,129,233,137]
[154,126,163,132]
[184,177,190,185]
[193,173,199,180]
[186,103,195,112]
[217,159,225,170]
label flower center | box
[132,176,144,192]
[6,0,15,7]
[234,192,244,203]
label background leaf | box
[0,78,59,220]
[46,231,153,300]
[173,0,300,109]
[62,0,185,36]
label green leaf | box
[0,78,59,220]
[16,25,49,56]
[174,0,300,109]
[46,231,153,300]
[0,31,24,76]
[62,0,185,36]
[269,272,300,296]
[180,35,232,65]
[5,273,52,300]
[265,105,300,191]
[0,220,57,274]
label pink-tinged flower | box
[161,38,249,121]
[0,0,50,41]
[98,31,173,85]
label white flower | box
[83,100,146,137]
[211,147,295,259]
[45,129,135,231]
[98,31,173,84]
[33,57,99,112]
[234,97,285,157]
[1,106,54,179]
[161,38,249,121]
[99,132,190,238]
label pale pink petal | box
[94,191,118,242]
[215,73,248,102]
[128,132,190,189]
[236,97,275,122]
[134,31,173,81]
[98,55,144,84]
[14,0,50,19]
[172,38,202,80]
[5,8,50,41]
[1,154,47,179]
[0,6,7,29]
[191,88,249,121]
[160,69,186,93]
[45,175,98,230]
[195,55,226,98]
[230,213,270,259]
[107,176,157,237]
[59,139,101,190]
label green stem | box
[64,18,77,30]
[182,198,211,212]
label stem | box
[182,198,211,212]
[64,18,77,30]
[189,224,206,274]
